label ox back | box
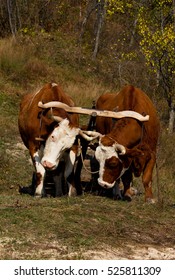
[18,82,79,197]
[95,85,160,203]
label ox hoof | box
[34,191,46,198]
[146,198,156,204]
[130,187,138,196]
[34,194,42,198]
[19,185,35,196]
[113,194,122,200]
[123,195,132,202]
[68,187,77,197]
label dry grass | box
[0,37,53,86]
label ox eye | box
[107,162,117,168]
[51,135,56,142]
[101,147,107,152]
[105,157,118,168]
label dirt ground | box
[0,236,174,259]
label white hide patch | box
[51,83,58,87]
[33,149,45,195]
[64,150,76,178]
[63,150,77,197]
[95,143,118,162]
[33,146,44,170]
[41,118,79,169]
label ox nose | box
[98,178,115,189]
[42,160,56,170]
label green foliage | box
[136,0,175,107]
[137,2,175,73]
[106,0,133,16]
[20,27,46,37]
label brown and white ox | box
[93,85,160,203]
[18,82,82,197]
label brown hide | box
[96,85,159,150]
[18,83,79,152]
[95,85,160,202]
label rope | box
[79,142,99,174]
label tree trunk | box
[168,104,175,134]
[7,0,15,37]
[92,0,105,60]
[129,18,138,47]
[79,0,96,44]
[78,0,106,60]
[92,14,103,59]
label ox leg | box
[53,162,66,197]
[53,174,63,197]
[113,180,122,200]
[121,169,137,201]
[64,150,77,197]
[74,138,89,195]
[142,153,156,203]
[32,149,46,197]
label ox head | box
[41,118,80,170]
[95,137,144,188]
[41,117,100,171]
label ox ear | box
[39,113,55,126]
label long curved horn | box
[79,130,102,141]
[51,115,63,122]
[38,101,69,110]
[38,101,149,122]
[115,143,126,155]
[48,107,63,122]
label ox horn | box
[38,101,149,122]
[79,130,102,141]
[50,107,63,122]
[39,104,64,122]
[115,143,126,155]
[51,115,63,122]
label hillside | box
[0,31,175,260]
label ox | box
[18,82,82,197]
[92,85,160,203]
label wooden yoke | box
[38,101,149,122]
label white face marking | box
[41,119,79,170]
[95,143,119,187]
[95,142,127,188]
[63,150,77,196]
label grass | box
[0,194,175,259]
[0,35,175,259]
